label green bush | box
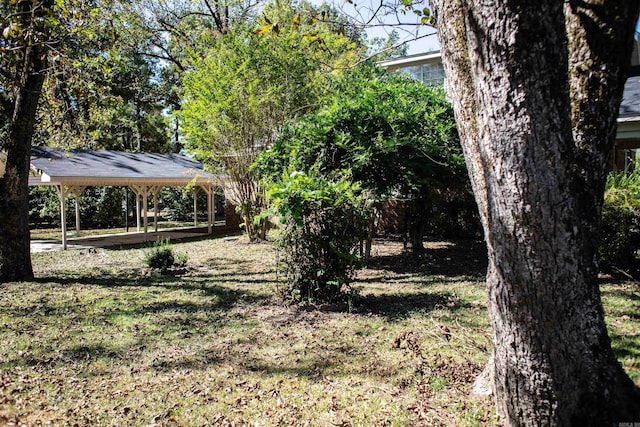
[144,239,188,271]
[254,66,468,251]
[175,252,189,267]
[599,169,640,274]
[267,172,370,305]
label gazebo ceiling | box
[29,146,217,187]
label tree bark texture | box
[431,0,640,424]
[0,0,53,282]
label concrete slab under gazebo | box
[29,146,222,250]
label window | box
[422,62,445,86]
[397,62,445,86]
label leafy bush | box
[80,187,125,228]
[267,172,370,304]
[255,66,469,251]
[599,169,640,274]
[29,186,60,227]
[175,252,189,267]
[144,239,188,271]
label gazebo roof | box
[29,146,216,187]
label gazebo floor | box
[31,226,218,253]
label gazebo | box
[29,146,220,249]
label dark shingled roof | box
[620,66,640,119]
[30,146,215,186]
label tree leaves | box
[254,23,273,35]
[409,6,435,25]
[2,22,20,39]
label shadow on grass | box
[2,280,256,369]
[354,292,460,320]
[367,238,487,279]
[5,237,490,375]
[34,267,272,295]
[612,334,640,360]
[350,238,485,320]
[600,283,640,303]
[148,336,366,381]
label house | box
[379,40,640,172]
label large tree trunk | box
[431,0,640,424]
[0,0,52,282]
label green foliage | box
[180,2,365,240]
[32,8,173,152]
[255,64,474,248]
[29,186,125,229]
[258,65,465,194]
[144,238,188,271]
[367,30,408,60]
[157,187,208,222]
[268,172,370,304]
[79,187,126,228]
[29,186,61,228]
[179,29,274,238]
[599,169,640,274]
[174,251,189,267]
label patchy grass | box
[600,275,640,384]
[0,237,637,426]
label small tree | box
[180,31,275,239]
[267,171,370,304]
[179,0,369,240]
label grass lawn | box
[1,236,638,426]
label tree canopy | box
[179,0,368,239]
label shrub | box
[267,172,370,304]
[175,252,189,267]
[254,68,468,252]
[144,238,188,271]
[599,169,640,274]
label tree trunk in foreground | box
[0,0,52,282]
[431,0,640,424]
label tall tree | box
[180,0,366,240]
[0,0,55,281]
[35,33,172,152]
[431,0,640,423]
[1,0,129,281]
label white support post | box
[212,186,216,231]
[136,192,141,232]
[153,187,159,233]
[129,185,144,233]
[58,185,68,250]
[75,196,80,235]
[193,187,199,227]
[142,186,149,239]
[207,187,212,234]
[200,184,213,235]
